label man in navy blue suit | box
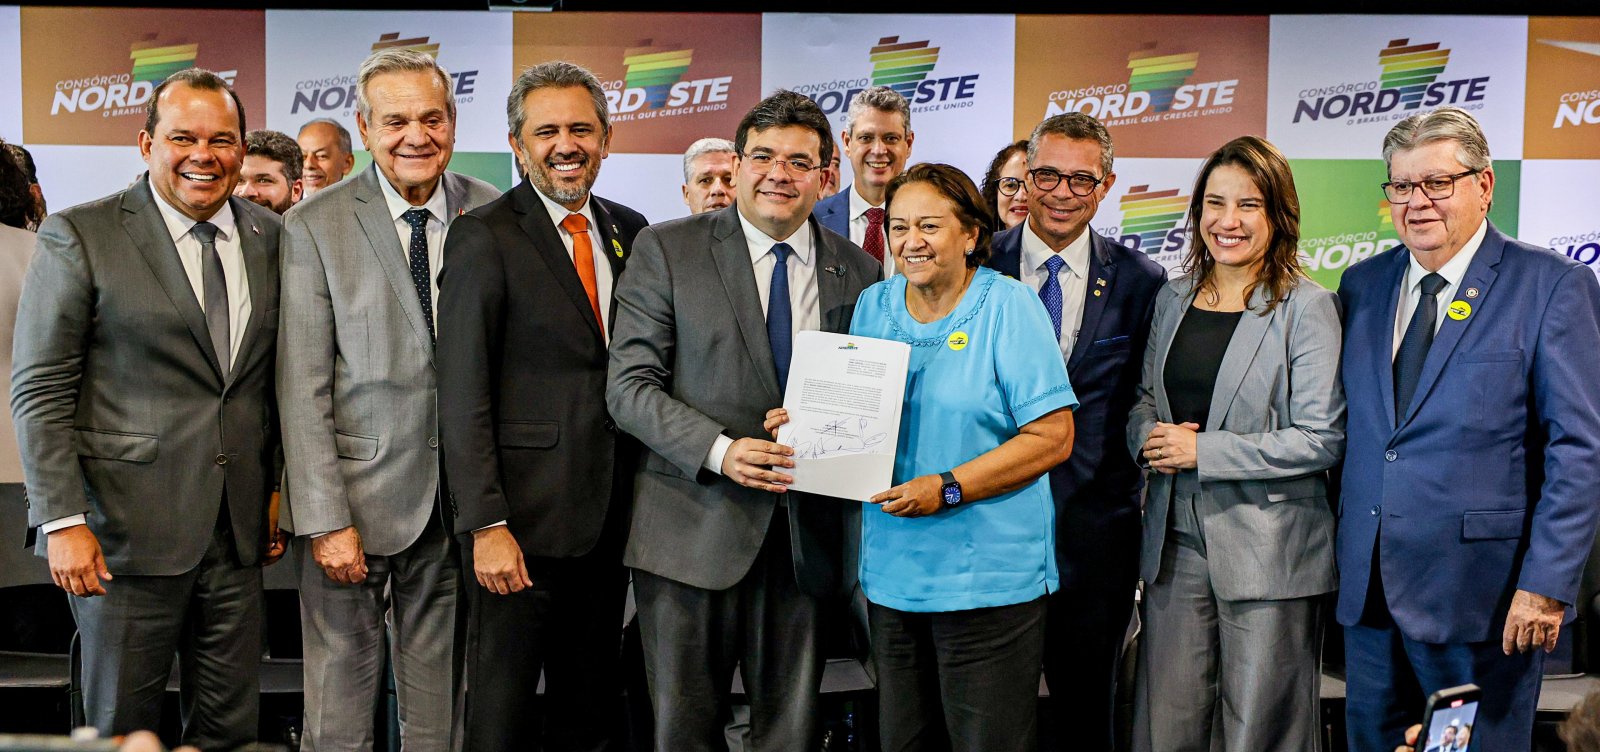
[812,85,912,279]
[985,112,1164,752]
[1338,106,1600,751]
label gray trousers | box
[1133,491,1322,752]
[71,518,262,752]
[297,512,460,752]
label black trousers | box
[460,526,628,752]
[633,508,823,752]
[1040,585,1137,752]
[71,513,262,752]
[871,596,1048,752]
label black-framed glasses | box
[1381,169,1481,204]
[997,177,1027,197]
[1029,168,1103,197]
[741,152,819,175]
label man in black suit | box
[437,60,648,752]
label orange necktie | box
[561,213,604,329]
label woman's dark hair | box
[0,139,35,230]
[1179,135,1304,313]
[884,163,992,268]
[980,139,1028,230]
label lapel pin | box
[1447,300,1472,321]
[1096,277,1107,287]
[1093,289,1103,297]
[251,224,260,236]
[824,265,846,277]
[1465,287,1479,298]
[458,207,466,217]
[611,238,624,258]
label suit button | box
[1384,450,1397,462]
[216,454,228,465]
[1371,506,1380,516]
[428,436,439,449]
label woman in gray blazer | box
[1127,136,1345,752]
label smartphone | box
[1416,683,1483,752]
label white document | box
[776,330,910,502]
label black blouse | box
[1163,306,1245,430]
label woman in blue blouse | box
[775,163,1075,752]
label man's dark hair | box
[0,139,35,230]
[6,143,38,184]
[245,130,304,183]
[734,90,834,167]
[142,68,246,137]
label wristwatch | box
[939,471,963,506]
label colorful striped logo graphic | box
[1377,201,1398,239]
[372,32,440,58]
[623,47,693,110]
[869,36,939,98]
[129,40,199,84]
[1378,38,1451,110]
[1119,186,1189,253]
[1126,46,1199,113]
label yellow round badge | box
[947,331,969,351]
[1447,300,1471,321]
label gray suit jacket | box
[1127,276,1345,601]
[278,166,498,555]
[13,178,282,575]
[607,206,880,596]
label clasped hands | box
[758,408,942,518]
[1141,421,1200,474]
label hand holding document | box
[775,331,910,501]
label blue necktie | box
[401,208,435,343]
[1394,272,1448,419]
[1039,255,1065,341]
[768,243,793,395]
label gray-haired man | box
[278,48,499,750]
[681,137,735,215]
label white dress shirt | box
[376,170,450,327]
[44,186,253,535]
[1018,221,1092,358]
[702,212,822,476]
[535,189,614,336]
[1392,219,1487,359]
[848,186,896,277]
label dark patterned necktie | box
[401,208,435,343]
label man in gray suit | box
[607,90,880,751]
[13,69,283,749]
[278,48,498,751]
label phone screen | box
[1421,695,1481,751]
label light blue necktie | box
[1039,254,1065,341]
[768,243,793,395]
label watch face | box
[942,483,961,505]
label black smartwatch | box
[939,471,963,506]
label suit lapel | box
[1206,284,1274,432]
[1398,228,1504,429]
[353,169,435,359]
[228,198,274,388]
[709,208,781,403]
[591,198,628,331]
[1372,249,1409,434]
[812,217,853,334]
[988,226,1022,279]
[122,179,225,384]
[1149,281,1189,424]
[1066,232,1117,372]
[514,182,603,342]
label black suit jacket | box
[437,180,648,558]
[986,225,1164,591]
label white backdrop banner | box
[264,10,513,151]
[1518,159,1600,279]
[0,7,20,144]
[1088,157,1204,276]
[1267,15,1528,160]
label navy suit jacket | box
[986,224,1164,591]
[813,188,851,240]
[1336,222,1600,644]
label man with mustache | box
[438,60,648,752]
[682,137,736,216]
[13,68,284,749]
[278,48,498,751]
[297,118,356,198]
[813,85,913,277]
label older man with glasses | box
[983,113,1166,752]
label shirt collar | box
[737,209,814,267]
[533,184,595,233]
[376,166,449,225]
[147,177,236,243]
[848,184,882,222]
[1020,220,1091,279]
[1406,218,1487,293]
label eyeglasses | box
[1029,168,1103,197]
[996,177,1027,197]
[1381,169,1481,204]
[741,152,819,175]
